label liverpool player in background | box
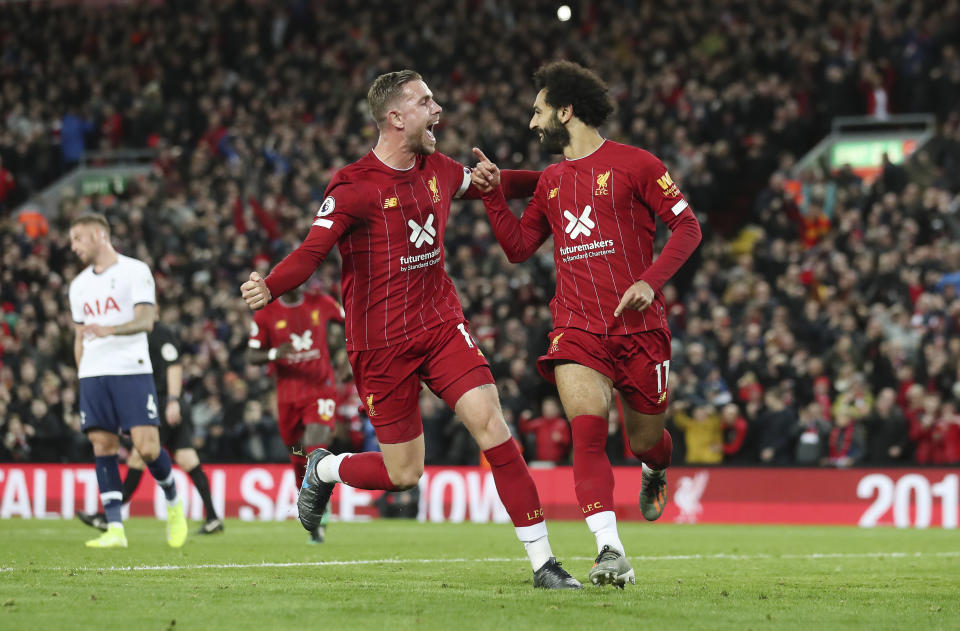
[247,282,347,543]
[241,70,580,588]
[472,61,702,588]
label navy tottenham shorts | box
[79,374,161,434]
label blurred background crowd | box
[2,0,959,467]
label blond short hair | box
[367,70,422,125]
[70,213,110,234]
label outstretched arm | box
[460,169,541,200]
[263,224,337,304]
[241,192,352,310]
[473,148,551,263]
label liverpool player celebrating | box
[241,71,580,589]
[247,284,347,543]
[472,61,702,588]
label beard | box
[408,138,433,156]
[74,249,92,265]
[537,113,570,154]
[407,126,436,156]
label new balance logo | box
[290,330,314,351]
[408,214,436,248]
[563,205,595,239]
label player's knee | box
[629,434,657,454]
[628,425,661,453]
[388,465,423,491]
[175,449,200,471]
[463,407,509,446]
[138,444,161,462]
[479,413,511,446]
[127,449,146,469]
[89,434,119,456]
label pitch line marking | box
[26,550,960,573]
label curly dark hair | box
[533,61,614,127]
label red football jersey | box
[483,140,701,335]
[265,150,472,351]
[248,292,344,404]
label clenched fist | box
[241,271,272,310]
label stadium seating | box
[1,0,959,466]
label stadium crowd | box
[2,0,960,467]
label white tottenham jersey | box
[69,254,155,378]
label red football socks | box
[636,428,673,470]
[483,439,545,527]
[338,452,402,491]
[571,415,616,517]
[289,453,307,488]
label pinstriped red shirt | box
[482,140,702,335]
[248,292,343,404]
[265,150,471,351]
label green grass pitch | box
[1,518,957,630]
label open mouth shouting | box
[426,120,439,142]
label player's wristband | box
[267,348,278,361]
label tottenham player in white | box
[68,213,187,548]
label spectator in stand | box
[59,107,94,170]
[832,373,874,422]
[827,412,866,468]
[793,402,832,466]
[23,398,68,462]
[604,405,627,466]
[0,155,15,212]
[421,391,455,465]
[423,390,478,466]
[720,403,751,463]
[757,390,798,465]
[909,392,942,465]
[2,414,32,461]
[237,399,287,463]
[863,388,910,464]
[519,397,571,465]
[931,401,960,465]
[672,400,723,465]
